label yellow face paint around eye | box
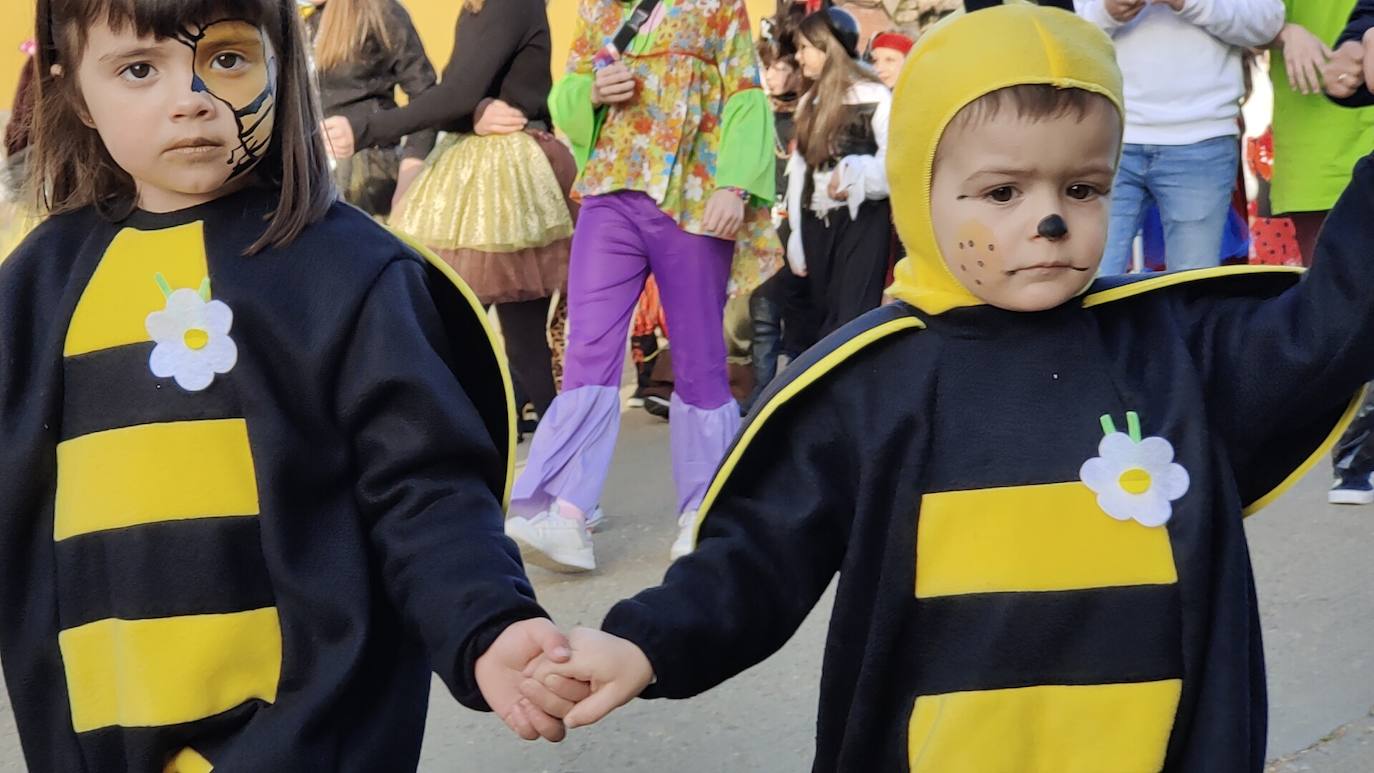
[179,20,277,180]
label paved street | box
[0,406,1370,771]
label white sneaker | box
[506,511,596,573]
[670,510,698,561]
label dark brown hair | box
[32,0,336,254]
[950,83,1119,131]
[793,11,882,169]
[3,58,38,158]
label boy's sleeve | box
[1175,153,1374,507]
[1330,0,1374,108]
[1175,0,1286,48]
[549,0,605,172]
[713,0,775,205]
[335,259,545,711]
[601,373,855,698]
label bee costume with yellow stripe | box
[0,188,545,771]
[597,2,1374,770]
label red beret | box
[871,32,914,56]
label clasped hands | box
[475,620,654,741]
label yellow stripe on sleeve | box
[60,608,282,733]
[916,481,1177,598]
[55,419,260,541]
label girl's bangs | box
[61,0,279,42]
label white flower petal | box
[145,309,182,342]
[1098,431,1135,460]
[203,299,234,336]
[173,359,216,392]
[149,342,184,378]
[1135,436,1177,468]
[1132,489,1174,527]
[1096,489,1137,522]
[166,287,206,314]
[1157,463,1191,501]
[1079,457,1123,494]
[202,335,238,375]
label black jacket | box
[354,0,554,150]
[306,2,438,160]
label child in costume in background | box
[518,2,1374,770]
[786,7,893,345]
[0,1,584,770]
[505,0,779,572]
[868,30,914,90]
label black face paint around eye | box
[1037,214,1069,240]
[176,21,276,181]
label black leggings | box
[494,298,556,417]
[801,199,894,340]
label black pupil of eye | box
[218,54,239,66]
[131,64,149,76]
[993,188,1012,201]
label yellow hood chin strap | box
[884,3,1124,315]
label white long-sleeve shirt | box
[1076,0,1284,146]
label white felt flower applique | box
[1079,412,1190,528]
[145,274,238,392]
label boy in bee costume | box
[515,1,1374,770]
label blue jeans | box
[1101,136,1240,275]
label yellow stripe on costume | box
[65,223,210,357]
[908,680,1182,772]
[915,481,1176,598]
[55,419,260,541]
[60,608,281,733]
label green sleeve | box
[714,88,775,205]
[548,73,602,174]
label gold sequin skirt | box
[393,132,573,305]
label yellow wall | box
[0,0,777,112]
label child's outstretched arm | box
[1172,152,1374,501]
[335,258,557,726]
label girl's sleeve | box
[390,7,439,161]
[549,0,606,172]
[354,0,529,149]
[785,150,807,275]
[1175,152,1374,509]
[335,258,545,711]
[837,88,891,219]
[713,0,775,204]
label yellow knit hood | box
[885,2,1125,315]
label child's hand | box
[1324,39,1366,99]
[474,618,575,742]
[518,627,654,729]
[321,116,356,160]
[1104,0,1146,24]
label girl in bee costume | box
[0,1,572,770]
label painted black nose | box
[1037,214,1069,240]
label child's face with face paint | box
[929,98,1120,312]
[76,17,277,213]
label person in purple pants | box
[503,0,779,572]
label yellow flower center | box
[183,328,210,351]
[1118,468,1152,495]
